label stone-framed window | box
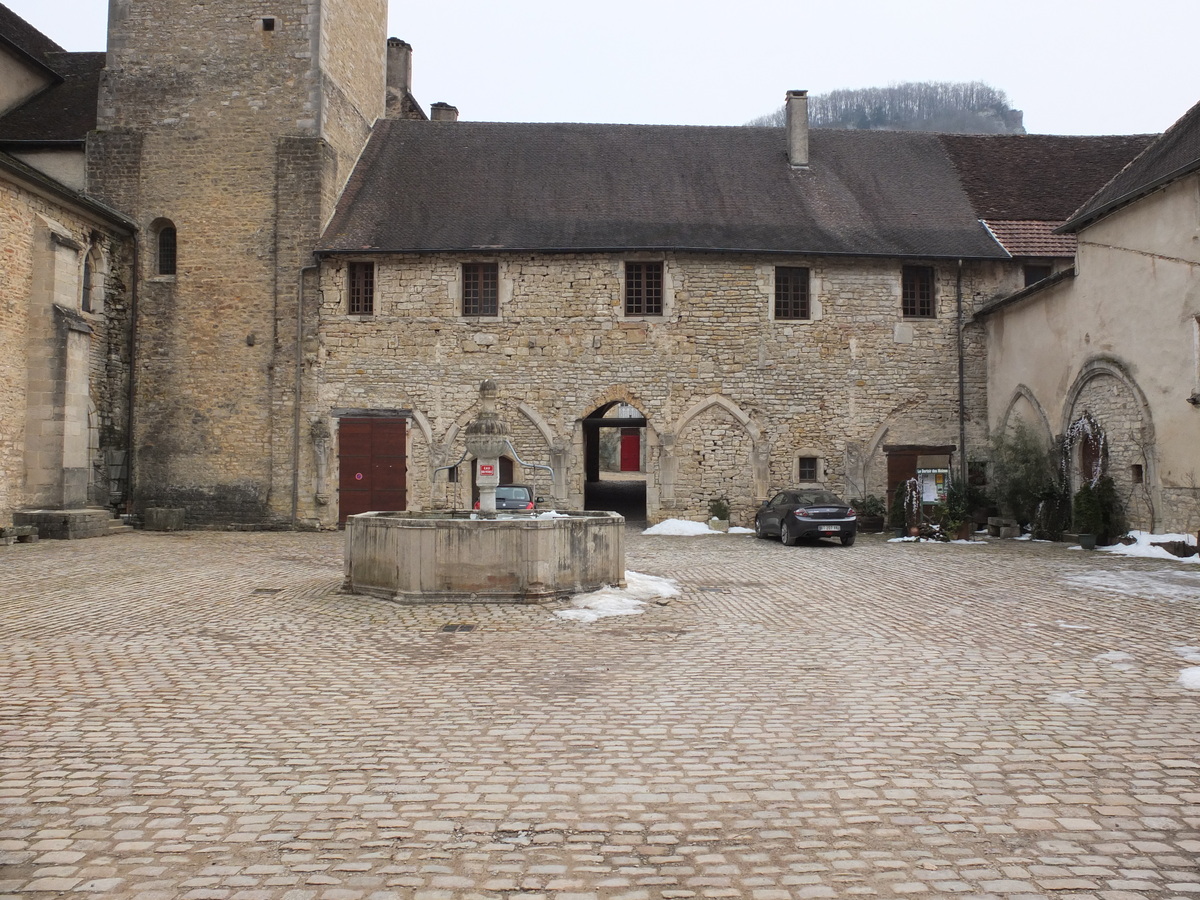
[794,451,823,484]
[625,261,664,316]
[774,266,810,320]
[153,220,177,276]
[462,262,499,317]
[901,265,935,318]
[347,261,375,315]
[81,245,104,314]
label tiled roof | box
[0,51,103,143]
[320,122,1014,259]
[937,133,1156,219]
[1063,98,1200,231]
[0,2,64,64]
[982,220,1077,258]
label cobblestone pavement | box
[2,528,1199,900]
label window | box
[261,17,275,30]
[774,266,810,320]
[157,225,177,276]
[1131,464,1144,485]
[462,262,498,316]
[348,261,375,315]
[1023,264,1052,287]
[797,456,819,481]
[81,254,93,312]
[625,261,663,316]
[901,265,934,317]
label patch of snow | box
[729,526,754,534]
[1014,533,1033,541]
[642,519,724,536]
[1173,646,1200,663]
[1063,569,1200,603]
[535,510,570,519]
[1094,650,1135,663]
[1179,667,1200,690]
[1048,690,1092,705]
[1099,531,1199,564]
[1057,622,1091,630]
[555,571,681,624]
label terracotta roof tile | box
[982,220,1077,257]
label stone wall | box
[90,0,386,525]
[0,170,133,525]
[309,252,997,526]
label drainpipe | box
[124,239,139,513]
[291,262,318,527]
[956,259,967,488]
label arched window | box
[81,253,93,312]
[154,220,177,276]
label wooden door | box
[338,418,407,524]
[619,428,641,472]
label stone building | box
[0,6,135,533]
[981,99,1200,534]
[0,0,1170,531]
[309,108,1149,527]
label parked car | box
[754,489,857,546]
[474,484,539,510]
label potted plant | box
[1093,476,1127,546]
[1072,481,1102,550]
[852,495,886,533]
[708,498,731,532]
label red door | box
[620,428,641,472]
[338,418,407,524]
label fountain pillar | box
[463,379,510,515]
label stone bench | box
[1,525,39,545]
[987,516,1021,538]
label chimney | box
[786,90,809,168]
[385,38,412,119]
[430,102,459,122]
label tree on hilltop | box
[747,81,1025,134]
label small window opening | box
[1131,464,1144,484]
[262,17,275,31]
[157,225,177,276]
[81,255,93,312]
[348,261,375,315]
[797,456,818,481]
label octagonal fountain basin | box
[344,510,626,603]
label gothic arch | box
[672,394,764,444]
[999,384,1054,443]
[1060,356,1154,442]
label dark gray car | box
[754,489,857,546]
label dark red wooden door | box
[620,428,641,472]
[338,418,407,524]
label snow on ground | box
[1062,568,1200,603]
[1173,646,1200,663]
[555,571,682,624]
[1096,530,1199,563]
[1048,690,1093,705]
[1179,668,1200,690]
[642,518,746,536]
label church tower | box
[87,0,387,523]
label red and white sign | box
[478,464,495,476]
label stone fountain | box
[343,380,625,603]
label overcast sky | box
[8,0,1197,135]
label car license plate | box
[819,525,840,532]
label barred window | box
[797,456,818,481]
[901,265,935,318]
[462,262,499,316]
[774,266,810,319]
[348,262,375,315]
[625,262,663,316]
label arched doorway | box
[583,402,647,522]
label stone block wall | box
[89,0,386,525]
[308,251,997,526]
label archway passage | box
[583,402,647,523]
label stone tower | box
[87,0,387,523]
